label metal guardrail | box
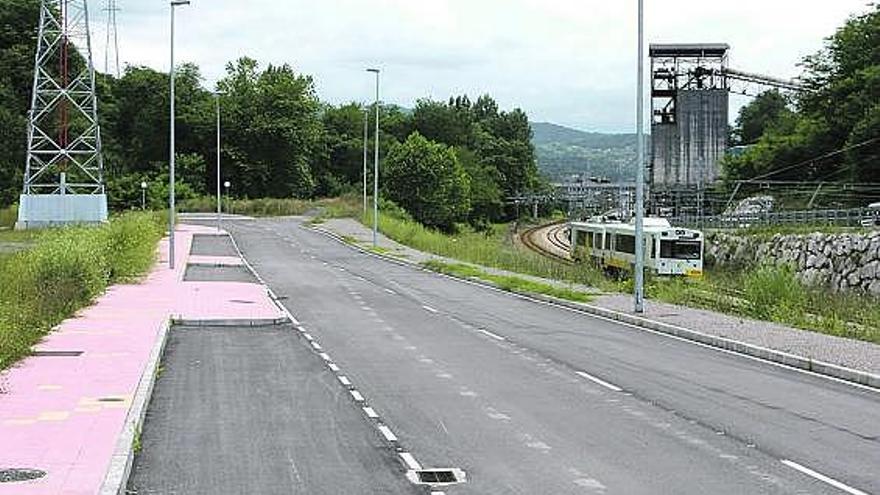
[670,207,875,229]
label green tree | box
[383,132,471,231]
[732,90,794,145]
[217,57,322,198]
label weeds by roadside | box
[423,260,594,304]
[0,212,166,370]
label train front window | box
[660,240,701,260]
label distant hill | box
[530,122,638,182]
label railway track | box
[520,221,574,264]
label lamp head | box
[141,181,147,189]
[224,181,231,188]
[366,68,380,74]
[171,1,190,6]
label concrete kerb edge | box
[309,224,880,391]
[98,318,171,495]
[226,230,299,325]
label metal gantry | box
[23,0,105,196]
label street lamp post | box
[141,181,147,210]
[215,91,223,231]
[367,68,380,247]
[634,0,646,314]
[362,107,368,216]
[168,0,190,270]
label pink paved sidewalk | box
[0,224,285,494]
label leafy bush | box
[0,212,165,370]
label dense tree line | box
[0,0,540,230]
[725,6,880,201]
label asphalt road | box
[128,324,420,495]
[204,217,878,494]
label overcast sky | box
[92,0,873,133]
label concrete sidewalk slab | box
[0,224,286,494]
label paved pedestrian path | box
[0,224,284,494]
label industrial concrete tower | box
[17,0,107,229]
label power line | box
[742,136,880,182]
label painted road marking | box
[399,452,422,470]
[385,288,397,295]
[478,329,506,341]
[319,352,331,361]
[576,371,623,392]
[378,425,398,442]
[781,460,868,495]
[311,342,322,350]
[303,333,314,341]
[363,407,379,419]
[328,363,340,372]
[422,305,439,314]
[351,390,365,402]
[338,376,352,386]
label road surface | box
[179,217,880,494]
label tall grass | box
[0,205,17,229]
[367,208,614,291]
[0,212,165,370]
[180,196,314,217]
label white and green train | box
[569,218,704,277]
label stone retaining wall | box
[706,231,880,296]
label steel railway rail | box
[520,222,573,265]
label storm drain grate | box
[0,468,47,483]
[407,468,466,486]
[32,351,83,357]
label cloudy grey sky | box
[92,0,873,133]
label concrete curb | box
[171,317,290,327]
[98,319,171,495]
[310,225,880,391]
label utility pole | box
[168,0,190,270]
[363,107,369,216]
[215,91,223,231]
[634,0,646,314]
[367,68,380,247]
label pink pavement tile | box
[0,223,285,494]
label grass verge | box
[0,205,17,229]
[423,260,594,304]
[0,212,166,370]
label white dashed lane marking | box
[478,329,506,341]
[781,460,869,495]
[378,425,398,442]
[422,305,439,314]
[576,371,623,392]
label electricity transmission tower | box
[18,0,107,228]
[104,0,120,78]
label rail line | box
[520,221,574,265]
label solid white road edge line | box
[576,371,623,392]
[780,460,869,495]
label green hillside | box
[531,122,637,181]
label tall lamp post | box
[366,68,380,247]
[362,107,369,216]
[168,0,190,270]
[215,91,224,231]
[634,0,646,314]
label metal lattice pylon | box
[23,0,104,195]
